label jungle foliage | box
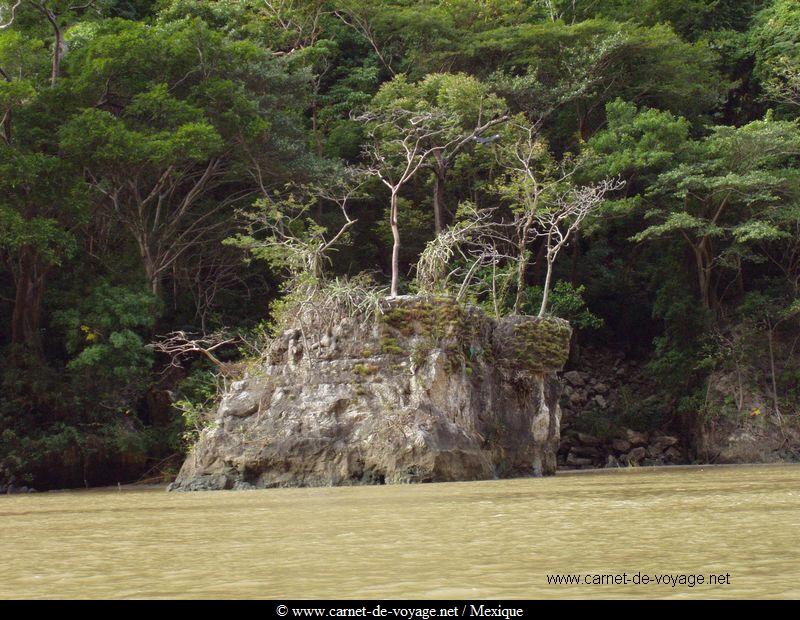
[2,0,800,487]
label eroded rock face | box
[169,297,571,491]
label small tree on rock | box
[495,122,622,315]
[355,82,453,296]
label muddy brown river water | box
[1,464,799,598]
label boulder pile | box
[558,427,683,469]
[557,350,686,469]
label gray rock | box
[646,435,680,458]
[626,429,649,446]
[4,484,36,494]
[652,434,679,448]
[232,481,257,491]
[563,370,585,386]
[569,445,602,459]
[646,444,663,458]
[593,394,607,408]
[170,297,572,491]
[611,438,631,453]
[217,379,265,419]
[576,432,602,446]
[624,446,647,464]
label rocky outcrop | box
[697,370,800,463]
[557,350,687,469]
[559,350,650,429]
[0,483,37,494]
[559,428,684,469]
[169,296,572,491]
[558,348,800,468]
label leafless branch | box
[0,0,21,29]
[151,330,240,370]
[334,7,395,75]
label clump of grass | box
[353,362,379,377]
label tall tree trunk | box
[390,191,400,297]
[432,154,447,234]
[136,235,162,299]
[693,242,713,310]
[145,259,162,298]
[1,107,11,144]
[513,247,529,314]
[51,23,62,84]
[513,215,534,314]
[767,327,781,418]
[11,246,46,349]
[35,5,63,85]
[539,255,554,318]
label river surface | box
[2,464,799,599]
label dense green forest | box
[2,0,800,488]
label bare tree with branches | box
[0,1,22,29]
[496,123,623,315]
[426,108,508,233]
[87,160,253,297]
[262,0,327,56]
[355,107,455,297]
[173,239,250,334]
[532,179,622,316]
[230,167,394,345]
[495,124,564,313]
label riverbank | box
[7,461,800,495]
[556,460,800,475]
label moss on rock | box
[493,316,572,373]
[378,296,467,341]
[377,296,571,374]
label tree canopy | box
[3,0,800,488]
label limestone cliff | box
[169,297,571,491]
